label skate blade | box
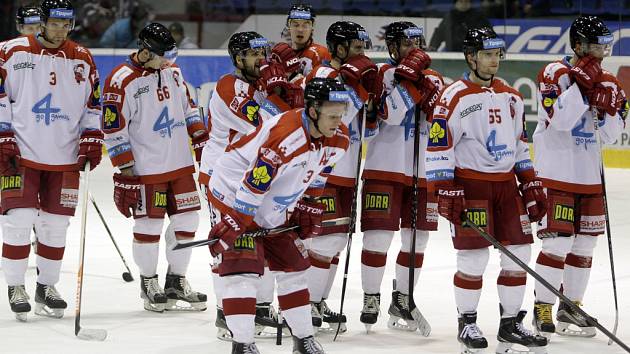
[555,321,596,338]
[255,325,291,338]
[496,342,548,354]
[387,314,419,332]
[364,323,374,333]
[165,299,207,311]
[315,321,347,335]
[143,300,166,313]
[34,303,64,319]
[15,312,28,322]
[533,329,553,341]
[410,308,431,336]
[216,327,232,341]
[77,328,108,341]
[461,343,487,353]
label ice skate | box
[215,307,232,341]
[313,299,346,334]
[164,273,207,311]
[458,312,488,354]
[497,310,548,354]
[231,341,260,354]
[555,301,596,338]
[360,293,380,332]
[140,275,167,312]
[34,282,66,319]
[532,302,555,340]
[387,290,431,335]
[292,335,325,354]
[254,302,289,338]
[311,301,323,330]
[8,285,31,322]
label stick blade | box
[77,328,108,341]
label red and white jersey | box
[363,63,444,186]
[425,74,533,187]
[305,63,376,187]
[198,73,293,185]
[102,56,204,184]
[208,109,349,229]
[533,57,627,194]
[290,41,331,87]
[0,35,101,171]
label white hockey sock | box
[563,253,592,302]
[1,226,31,286]
[534,252,564,304]
[394,251,423,295]
[257,266,275,304]
[497,275,527,318]
[165,230,194,275]
[454,273,482,314]
[35,212,69,285]
[306,256,330,303]
[322,256,339,299]
[223,275,257,344]
[277,271,312,338]
[133,241,159,277]
[361,250,387,294]
[211,267,224,305]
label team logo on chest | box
[73,64,86,84]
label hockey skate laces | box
[10,286,29,304]
[516,320,535,337]
[243,343,260,354]
[461,323,484,339]
[363,294,379,312]
[144,277,163,296]
[537,304,553,322]
[44,285,63,301]
[178,277,194,297]
[302,337,323,354]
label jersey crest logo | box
[73,64,86,84]
[428,119,447,147]
[245,158,275,193]
[103,105,120,129]
[241,100,260,126]
[91,82,101,107]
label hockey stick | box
[463,216,630,353]
[593,112,620,345]
[334,96,370,341]
[407,105,430,336]
[89,193,134,282]
[171,217,351,250]
[75,161,108,341]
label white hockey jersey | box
[208,109,349,229]
[198,73,293,186]
[101,56,205,184]
[305,63,376,187]
[363,63,444,186]
[533,57,627,194]
[425,73,534,187]
[0,35,101,171]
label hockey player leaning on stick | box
[425,27,548,354]
[531,15,628,339]
[102,23,208,313]
[206,77,350,354]
[0,0,103,322]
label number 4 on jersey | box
[32,93,61,126]
[153,107,174,138]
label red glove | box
[191,130,209,163]
[283,83,305,108]
[587,85,619,117]
[0,131,20,175]
[113,173,141,218]
[569,55,602,92]
[271,42,301,74]
[259,60,291,95]
[417,76,440,115]
[290,197,325,238]
[520,179,547,222]
[436,185,466,225]
[394,48,431,83]
[77,130,104,171]
[339,54,378,89]
[208,212,247,257]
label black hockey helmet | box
[305,77,348,107]
[138,23,177,57]
[287,3,315,23]
[326,21,372,58]
[227,31,270,66]
[570,16,613,57]
[40,0,75,29]
[462,26,505,59]
[16,6,42,25]
[384,21,426,62]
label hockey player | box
[303,20,379,333]
[359,21,442,333]
[0,0,103,321]
[270,3,331,84]
[425,27,548,353]
[197,31,303,339]
[531,15,627,339]
[0,5,42,49]
[102,23,208,313]
[206,77,350,354]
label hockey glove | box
[339,54,378,89]
[569,55,602,92]
[191,130,209,163]
[587,85,619,117]
[77,130,104,171]
[282,83,305,109]
[436,184,466,225]
[259,60,291,95]
[0,131,20,175]
[520,179,547,222]
[113,173,141,218]
[394,48,431,83]
[417,76,440,115]
[271,42,301,74]
[290,197,325,238]
[209,212,247,257]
